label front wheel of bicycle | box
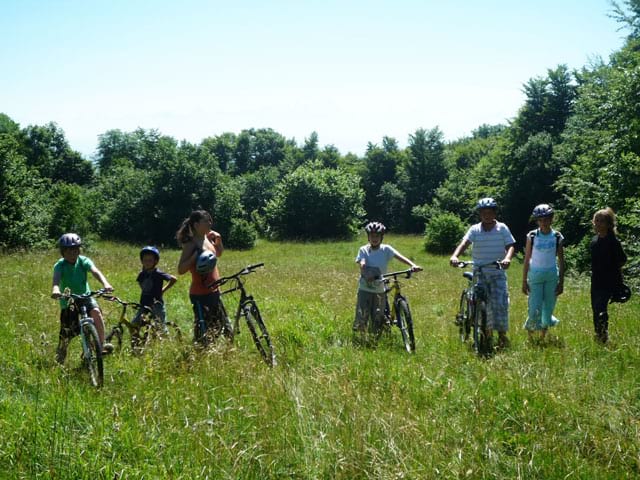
[472,300,492,357]
[244,302,276,367]
[105,325,124,351]
[82,323,103,388]
[395,298,415,353]
[457,291,471,343]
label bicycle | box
[56,289,107,387]
[379,268,418,353]
[208,263,276,366]
[103,296,181,354]
[453,261,503,357]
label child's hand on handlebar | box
[411,265,423,272]
[449,256,460,267]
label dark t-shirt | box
[590,234,627,289]
[137,268,173,306]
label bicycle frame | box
[59,289,106,387]
[455,261,502,356]
[209,263,275,366]
[380,269,416,352]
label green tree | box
[265,163,365,239]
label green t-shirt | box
[53,255,94,308]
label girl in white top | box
[522,204,565,341]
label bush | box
[265,163,365,240]
[424,212,466,254]
[227,218,258,250]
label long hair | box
[593,207,617,235]
[176,210,212,245]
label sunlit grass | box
[1,236,638,478]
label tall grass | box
[0,236,638,479]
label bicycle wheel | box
[472,300,492,357]
[105,325,124,351]
[243,302,276,367]
[395,298,415,353]
[456,291,471,342]
[81,323,103,388]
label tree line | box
[1,1,639,279]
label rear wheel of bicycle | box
[473,301,492,357]
[457,291,471,342]
[82,323,103,388]
[244,302,276,367]
[395,298,415,352]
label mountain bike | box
[453,261,502,357]
[57,289,106,387]
[380,268,418,353]
[103,295,181,354]
[209,263,276,366]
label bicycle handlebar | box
[59,288,109,301]
[381,268,417,280]
[455,261,503,270]
[208,263,265,289]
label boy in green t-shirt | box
[51,233,114,364]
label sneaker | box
[102,342,114,355]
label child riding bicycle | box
[354,222,422,338]
[450,198,515,350]
[51,233,114,364]
[134,246,177,334]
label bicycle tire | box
[473,300,492,357]
[457,290,471,343]
[81,323,103,388]
[244,302,276,367]
[105,325,124,351]
[395,298,415,352]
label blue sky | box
[0,0,626,158]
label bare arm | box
[51,269,62,298]
[162,275,178,293]
[450,239,471,266]
[394,252,422,271]
[209,230,224,257]
[522,237,532,294]
[90,266,113,291]
[178,242,198,275]
[501,244,515,269]
[556,244,565,295]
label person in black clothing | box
[590,208,627,343]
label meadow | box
[0,236,638,479]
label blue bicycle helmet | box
[476,197,498,210]
[196,250,217,275]
[58,233,82,248]
[532,204,554,218]
[140,245,160,261]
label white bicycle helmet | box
[196,250,217,275]
[476,197,498,209]
[364,221,386,234]
[532,203,554,218]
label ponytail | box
[176,210,213,245]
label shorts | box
[59,297,100,340]
[475,269,509,332]
[353,290,386,333]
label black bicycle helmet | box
[532,203,554,218]
[364,221,386,234]
[140,245,160,261]
[476,197,498,210]
[196,250,217,275]
[58,233,82,248]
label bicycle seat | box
[463,272,473,281]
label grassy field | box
[1,236,638,479]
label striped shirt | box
[463,221,515,265]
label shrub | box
[227,218,258,250]
[264,163,365,240]
[424,212,466,254]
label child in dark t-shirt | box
[134,246,177,332]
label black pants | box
[591,287,612,341]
